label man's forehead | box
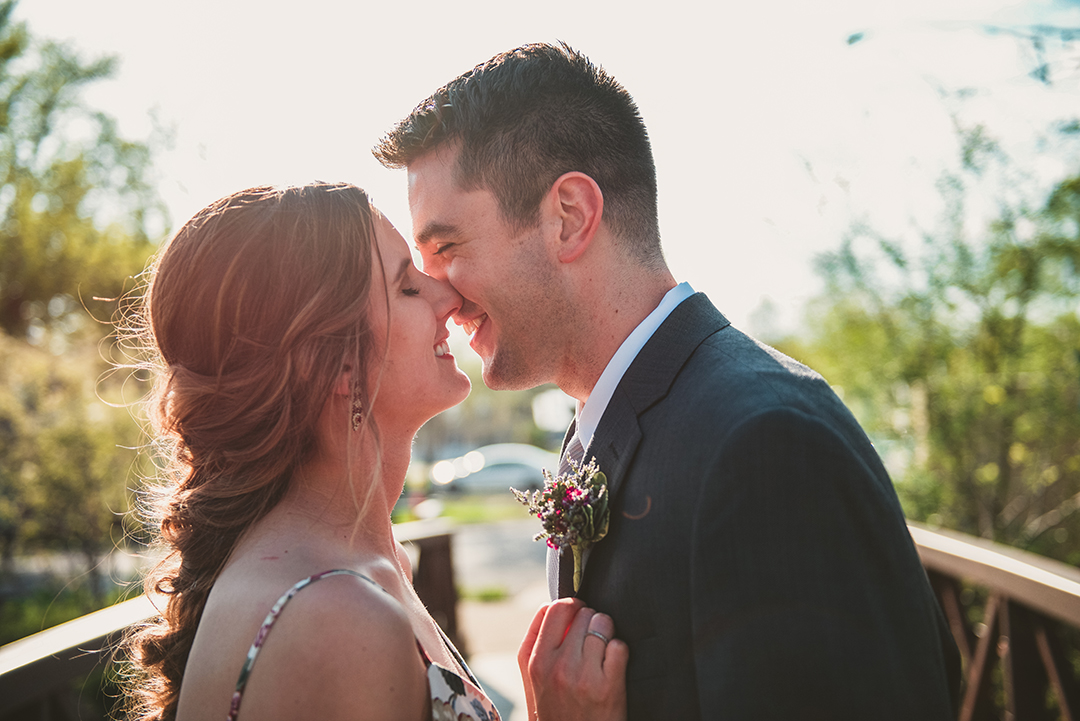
[407,143,462,188]
[408,161,465,247]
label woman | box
[122,183,628,721]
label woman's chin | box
[446,373,472,410]
[417,374,472,426]
[376,372,471,435]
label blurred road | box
[453,519,549,721]
[453,519,547,595]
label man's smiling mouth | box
[461,314,487,337]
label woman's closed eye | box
[402,286,420,297]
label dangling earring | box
[350,383,364,431]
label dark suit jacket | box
[556,293,960,720]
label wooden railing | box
[0,519,459,720]
[911,523,1080,720]
[2,521,1080,720]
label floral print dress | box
[226,569,500,721]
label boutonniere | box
[512,457,609,592]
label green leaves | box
[0,4,160,601]
[793,123,1080,564]
[0,333,144,570]
[580,470,609,542]
[0,1,164,340]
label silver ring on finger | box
[586,629,610,644]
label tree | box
[0,333,143,601]
[790,123,1080,563]
[0,2,162,608]
[0,0,165,342]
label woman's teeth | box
[435,340,450,357]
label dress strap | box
[435,622,482,688]
[226,569,381,721]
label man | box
[374,43,960,720]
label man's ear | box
[547,172,603,264]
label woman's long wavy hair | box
[120,182,381,721]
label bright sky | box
[16,0,1080,338]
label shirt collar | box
[576,281,695,450]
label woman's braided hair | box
[119,183,380,720]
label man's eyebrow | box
[414,222,462,246]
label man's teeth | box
[461,315,486,337]
[435,340,450,357]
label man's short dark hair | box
[373,42,662,264]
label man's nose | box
[425,273,462,322]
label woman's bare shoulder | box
[241,572,428,718]
[180,570,429,721]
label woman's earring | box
[351,386,364,431]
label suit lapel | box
[589,293,730,504]
[552,294,730,598]
[586,390,642,505]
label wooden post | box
[959,593,1001,721]
[410,532,467,658]
[1002,600,1053,721]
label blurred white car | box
[429,443,559,494]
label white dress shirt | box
[576,281,695,451]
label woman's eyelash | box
[402,287,420,296]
